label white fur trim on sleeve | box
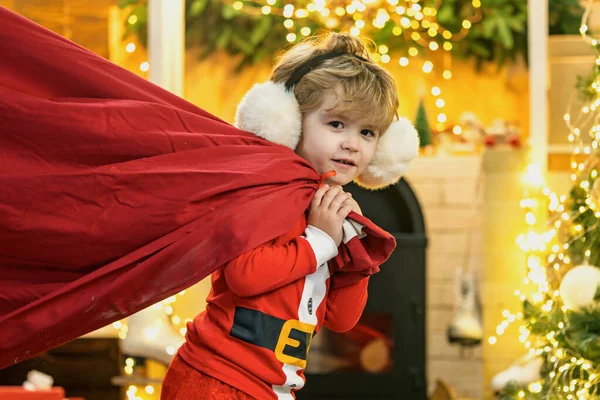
[342,219,367,244]
[234,81,302,150]
[303,225,339,267]
[355,117,420,190]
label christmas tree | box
[495,2,600,398]
[414,98,432,148]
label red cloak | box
[0,7,395,368]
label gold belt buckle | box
[274,319,315,368]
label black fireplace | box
[298,178,427,400]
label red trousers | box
[161,355,255,399]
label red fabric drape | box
[0,7,395,369]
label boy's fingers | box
[320,186,341,209]
[341,197,355,209]
[330,192,352,211]
[338,204,354,218]
[311,185,329,209]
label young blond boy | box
[161,32,418,399]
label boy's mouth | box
[331,158,356,167]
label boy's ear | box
[235,81,302,150]
[355,117,419,190]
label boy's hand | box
[308,185,353,246]
[344,196,362,215]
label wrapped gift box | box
[0,387,64,399]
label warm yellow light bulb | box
[283,5,294,17]
[295,9,308,18]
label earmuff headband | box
[284,51,368,90]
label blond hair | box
[271,33,399,134]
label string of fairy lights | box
[486,1,600,397]
[124,0,483,132]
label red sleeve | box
[223,237,317,297]
[324,275,370,332]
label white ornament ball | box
[559,264,600,310]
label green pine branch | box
[118,0,584,71]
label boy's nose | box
[341,136,359,152]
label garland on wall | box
[119,0,583,72]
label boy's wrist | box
[304,225,338,266]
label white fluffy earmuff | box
[354,117,419,189]
[235,81,302,150]
[235,79,419,190]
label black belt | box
[230,306,316,368]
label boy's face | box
[296,89,379,186]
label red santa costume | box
[170,214,370,399]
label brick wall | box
[406,155,484,399]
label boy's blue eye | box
[329,121,344,129]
